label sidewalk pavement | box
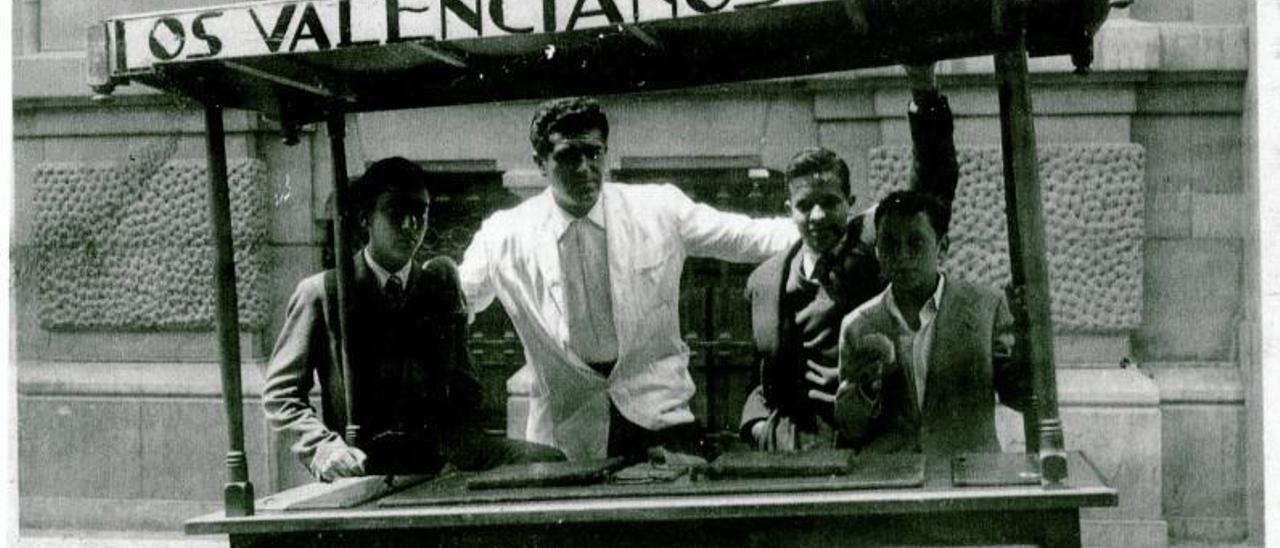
[18,530,228,548]
[17,529,1262,547]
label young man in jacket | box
[262,157,563,481]
[834,190,1032,455]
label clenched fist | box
[312,443,368,482]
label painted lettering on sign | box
[148,17,185,61]
[110,0,812,71]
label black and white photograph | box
[4,0,1274,546]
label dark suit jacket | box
[739,94,959,445]
[260,253,482,475]
[835,278,1032,455]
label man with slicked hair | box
[460,98,799,460]
[262,157,564,482]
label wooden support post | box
[703,281,719,433]
[204,103,255,516]
[994,14,1068,485]
[1001,135,1041,457]
[326,112,362,449]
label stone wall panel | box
[1162,404,1248,541]
[1138,240,1241,360]
[869,144,1145,332]
[1133,115,1243,194]
[32,144,270,330]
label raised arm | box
[992,293,1033,413]
[905,63,959,212]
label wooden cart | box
[86,0,1120,545]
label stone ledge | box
[19,329,267,364]
[20,496,221,532]
[866,85,1138,119]
[1081,518,1169,548]
[18,361,268,398]
[1059,368,1162,407]
[19,530,229,548]
[14,98,263,136]
[14,52,154,101]
[1148,367,1245,404]
[1056,335,1133,366]
[808,21,1245,85]
[1167,516,1251,543]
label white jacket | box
[460,182,798,459]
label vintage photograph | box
[8,0,1267,546]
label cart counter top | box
[186,451,1116,538]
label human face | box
[363,188,429,272]
[875,211,947,294]
[536,129,607,217]
[786,173,852,255]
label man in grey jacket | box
[262,157,563,481]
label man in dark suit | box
[261,157,563,482]
[739,64,959,451]
[835,190,1032,454]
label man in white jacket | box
[460,97,798,460]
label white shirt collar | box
[363,246,413,288]
[883,272,946,332]
[547,190,606,240]
[797,246,819,281]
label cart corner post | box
[993,0,1069,486]
[203,101,256,516]
[325,111,363,449]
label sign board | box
[107,0,823,73]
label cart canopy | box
[90,0,1109,122]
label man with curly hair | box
[460,98,799,460]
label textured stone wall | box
[32,141,269,330]
[868,144,1145,333]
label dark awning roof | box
[89,0,1109,122]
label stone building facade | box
[12,0,1260,544]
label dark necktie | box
[812,254,832,287]
[384,276,404,308]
